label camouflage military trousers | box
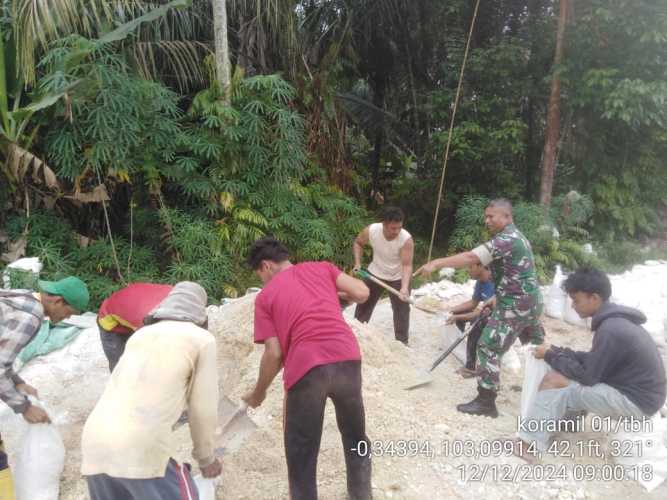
[476,307,544,392]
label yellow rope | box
[426,0,481,263]
[96,169,126,285]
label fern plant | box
[173,73,368,271]
[448,195,490,252]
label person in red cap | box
[82,282,221,500]
[97,283,173,372]
[0,275,89,499]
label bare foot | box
[456,367,476,379]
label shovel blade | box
[404,371,433,390]
[215,397,257,453]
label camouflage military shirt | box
[471,223,542,313]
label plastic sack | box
[545,265,566,320]
[193,475,217,500]
[441,324,467,365]
[2,257,42,290]
[611,414,667,492]
[14,421,66,500]
[563,295,589,328]
[503,344,521,375]
[644,320,667,350]
[520,352,552,418]
[438,267,455,279]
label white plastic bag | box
[563,295,589,328]
[14,421,66,500]
[545,265,566,320]
[2,257,42,289]
[644,320,667,350]
[502,344,521,375]
[520,352,552,418]
[441,324,467,365]
[611,414,667,492]
[193,475,217,500]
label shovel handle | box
[429,316,484,372]
[355,269,412,304]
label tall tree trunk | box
[539,0,569,207]
[525,99,536,199]
[369,77,386,207]
[0,29,9,134]
[525,0,543,201]
[213,0,231,103]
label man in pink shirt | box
[243,237,372,500]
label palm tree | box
[11,0,211,91]
[1,0,192,194]
[228,0,299,76]
[213,0,231,101]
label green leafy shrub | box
[173,73,369,275]
[5,211,163,308]
[551,192,594,241]
[448,196,490,252]
[41,38,183,181]
[159,208,237,299]
[451,268,471,284]
[32,64,371,302]
[590,174,659,240]
[596,240,645,273]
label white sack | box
[503,344,521,375]
[546,265,566,320]
[563,295,589,328]
[193,475,218,500]
[611,414,667,492]
[14,420,65,500]
[520,352,552,419]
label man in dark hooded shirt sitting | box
[515,266,666,455]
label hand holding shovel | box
[354,268,438,314]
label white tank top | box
[367,223,412,281]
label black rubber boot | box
[456,386,499,418]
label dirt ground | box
[3,290,667,499]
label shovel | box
[216,399,257,453]
[404,317,483,390]
[355,268,439,314]
[173,396,257,454]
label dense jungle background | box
[1,0,666,306]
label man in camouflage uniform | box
[417,199,544,417]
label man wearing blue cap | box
[0,275,89,499]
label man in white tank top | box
[353,206,414,344]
